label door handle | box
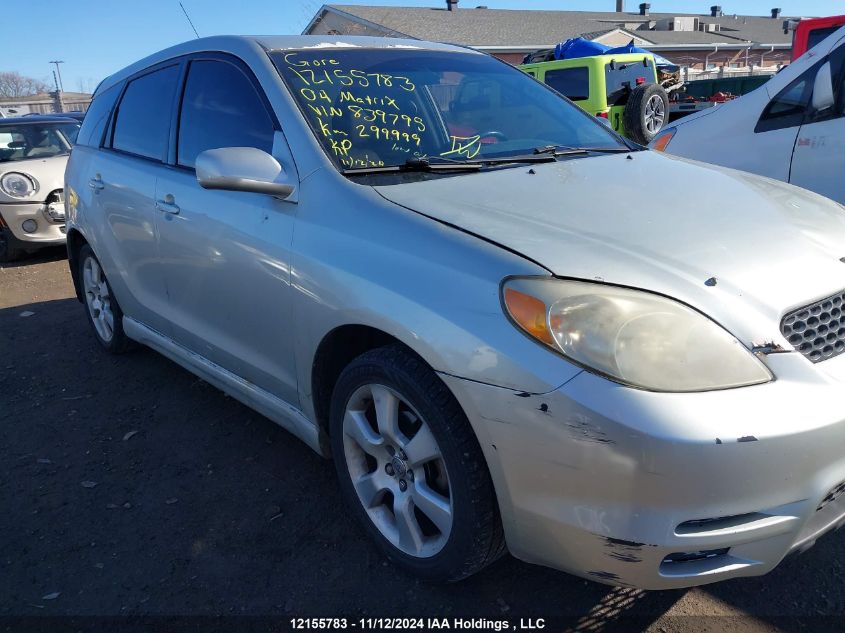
[88,176,104,190]
[155,199,180,215]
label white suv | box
[651,25,845,204]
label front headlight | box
[502,277,772,392]
[1,172,38,198]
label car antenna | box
[179,1,201,39]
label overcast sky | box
[4,0,843,92]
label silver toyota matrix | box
[65,36,845,589]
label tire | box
[623,83,669,145]
[329,345,505,582]
[0,228,22,263]
[78,244,133,353]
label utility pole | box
[49,60,65,92]
[51,69,65,113]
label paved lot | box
[2,249,844,632]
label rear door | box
[71,64,181,335]
[153,55,300,405]
[789,36,845,203]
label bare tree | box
[0,71,51,98]
[76,77,98,94]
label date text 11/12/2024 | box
[290,617,547,630]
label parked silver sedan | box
[64,35,845,590]
[0,115,80,261]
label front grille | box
[781,290,845,363]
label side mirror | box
[812,61,835,112]
[195,147,295,199]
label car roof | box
[96,35,478,95]
[0,115,81,125]
[255,34,472,52]
[522,51,656,70]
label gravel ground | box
[1,248,844,632]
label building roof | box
[313,4,797,48]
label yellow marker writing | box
[440,135,482,159]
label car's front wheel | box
[330,345,505,582]
[0,228,23,263]
[78,244,132,353]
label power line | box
[179,2,200,39]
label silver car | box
[65,36,845,590]
[0,115,80,261]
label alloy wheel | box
[82,256,115,343]
[644,94,666,134]
[342,383,453,558]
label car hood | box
[0,154,68,203]
[374,151,845,348]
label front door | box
[790,37,845,204]
[154,56,300,405]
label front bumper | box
[440,351,845,590]
[0,201,67,245]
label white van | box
[651,25,845,204]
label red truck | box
[787,14,845,60]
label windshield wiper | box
[533,144,633,156]
[343,149,593,176]
[470,154,558,165]
[453,148,623,167]
[344,157,483,176]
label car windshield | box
[0,121,80,163]
[271,48,625,172]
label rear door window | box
[544,68,590,101]
[77,83,121,148]
[176,59,275,169]
[111,65,179,161]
